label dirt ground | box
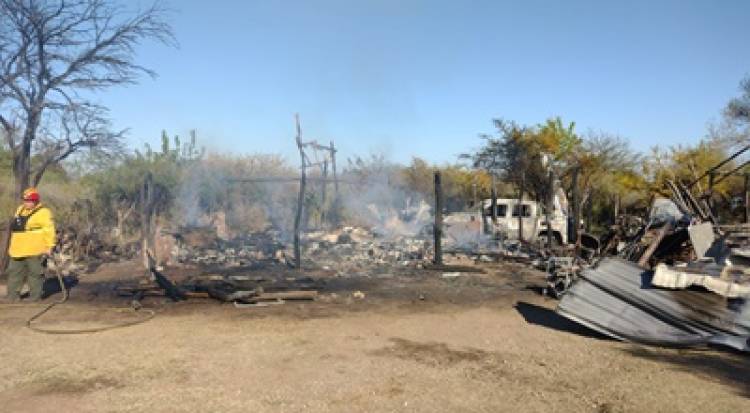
[0,259,748,413]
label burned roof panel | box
[557,258,750,352]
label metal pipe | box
[712,159,750,186]
[228,177,356,184]
[687,144,750,188]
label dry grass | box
[0,262,748,412]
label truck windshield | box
[484,204,508,217]
[511,204,531,217]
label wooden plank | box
[117,288,210,299]
[638,222,673,268]
[423,264,486,273]
[253,290,318,301]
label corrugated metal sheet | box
[556,258,750,352]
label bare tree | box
[0,0,174,269]
[726,77,750,125]
[0,0,175,196]
[463,121,538,195]
[716,76,750,151]
[574,132,639,198]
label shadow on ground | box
[515,301,610,340]
[622,346,750,398]
[42,275,78,298]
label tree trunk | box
[585,191,594,233]
[0,221,11,274]
[1,139,33,272]
[14,147,31,196]
[545,169,554,248]
[116,209,126,245]
[613,193,620,225]
[1,114,40,271]
[490,175,497,224]
[570,167,580,250]
[518,172,525,241]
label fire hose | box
[23,255,156,334]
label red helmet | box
[22,187,40,202]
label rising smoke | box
[173,152,441,243]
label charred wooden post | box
[146,251,186,301]
[434,171,443,265]
[329,141,340,226]
[140,172,155,270]
[330,141,339,195]
[323,159,329,199]
[294,114,306,270]
[321,159,328,226]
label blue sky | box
[100,0,750,165]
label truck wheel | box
[539,231,561,248]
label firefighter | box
[5,188,56,302]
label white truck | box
[481,189,569,245]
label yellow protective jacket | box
[8,204,56,258]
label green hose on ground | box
[21,257,157,334]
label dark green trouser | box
[6,256,45,301]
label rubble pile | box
[171,227,289,268]
[49,226,140,276]
[165,225,435,274]
[117,255,319,306]
[167,224,548,279]
[556,179,750,352]
[303,226,432,275]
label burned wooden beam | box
[146,252,187,301]
[117,287,210,299]
[637,221,674,268]
[204,287,261,302]
[423,264,486,273]
[248,290,318,301]
[232,290,319,307]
